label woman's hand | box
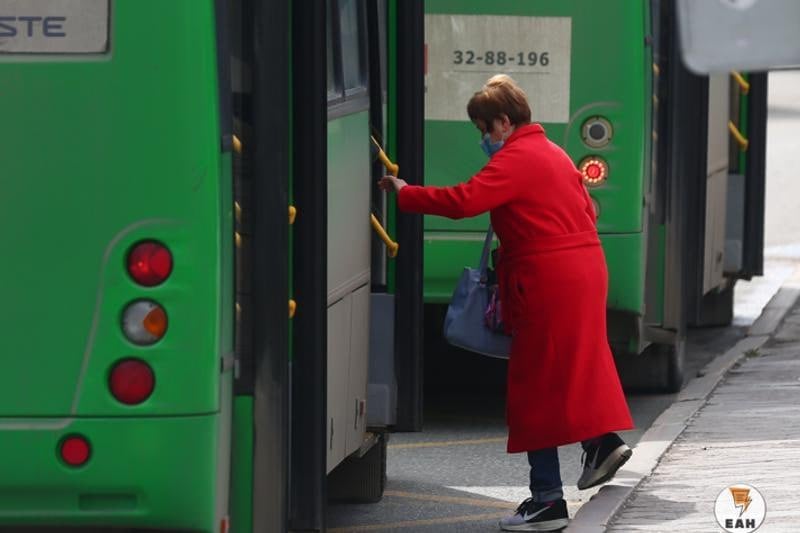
[378,175,408,193]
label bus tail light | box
[109,359,155,405]
[122,300,168,345]
[579,157,609,186]
[59,435,91,467]
[127,241,173,286]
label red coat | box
[398,123,633,452]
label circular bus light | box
[109,359,155,405]
[122,301,168,345]
[127,241,172,287]
[581,117,613,148]
[579,157,609,186]
[59,435,91,467]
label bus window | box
[377,0,387,95]
[339,0,366,95]
[327,0,343,102]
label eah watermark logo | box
[714,484,766,532]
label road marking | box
[383,490,514,509]
[449,485,600,508]
[328,511,509,532]
[388,437,506,449]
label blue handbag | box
[443,226,512,359]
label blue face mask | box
[480,133,504,158]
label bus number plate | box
[425,15,572,123]
[0,0,109,54]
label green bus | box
[0,1,424,531]
[422,0,768,391]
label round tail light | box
[109,359,155,405]
[59,435,91,467]
[127,241,172,286]
[122,300,168,345]
[579,157,609,186]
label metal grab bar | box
[371,214,399,258]
[370,135,399,176]
[728,120,749,151]
[731,71,750,95]
[369,135,400,257]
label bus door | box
[658,0,770,328]
[363,0,425,437]
[282,1,425,529]
[674,0,785,285]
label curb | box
[566,285,800,533]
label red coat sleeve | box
[397,157,519,219]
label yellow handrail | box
[731,71,750,95]
[369,136,400,257]
[371,214,399,258]
[728,121,749,151]
[370,135,399,176]
[289,205,297,225]
[289,299,297,319]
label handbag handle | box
[478,225,494,278]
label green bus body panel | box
[0,414,219,531]
[328,109,371,298]
[0,1,228,416]
[423,0,649,314]
[231,396,254,533]
[600,233,645,314]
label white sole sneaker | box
[499,517,569,531]
[577,443,632,490]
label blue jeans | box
[527,437,601,502]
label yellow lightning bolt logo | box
[730,487,752,517]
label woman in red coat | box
[379,75,634,532]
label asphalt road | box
[327,324,746,532]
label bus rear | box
[424,1,769,392]
[423,2,649,325]
[0,1,233,530]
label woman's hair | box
[467,74,532,131]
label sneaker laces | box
[515,497,534,515]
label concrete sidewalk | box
[603,299,800,532]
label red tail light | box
[60,435,91,467]
[109,359,155,405]
[579,157,609,186]
[127,241,173,286]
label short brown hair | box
[467,75,532,131]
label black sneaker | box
[577,432,632,490]
[499,498,569,531]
